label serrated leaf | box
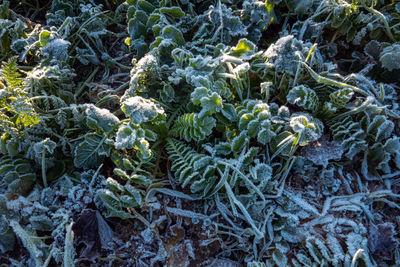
[231,131,249,153]
[287,85,319,112]
[74,134,110,169]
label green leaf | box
[121,96,165,124]
[86,104,120,133]
[199,92,223,118]
[287,85,319,112]
[238,113,255,130]
[159,7,185,18]
[39,30,51,46]
[74,134,110,169]
[115,124,137,150]
[124,184,142,206]
[290,113,323,146]
[231,131,249,153]
[128,18,146,39]
[162,25,185,46]
[191,87,209,105]
[231,39,256,57]
[171,113,216,141]
[114,168,130,180]
[33,138,56,155]
[221,103,237,122]
[379,44,400,71]
[137,0,155,13]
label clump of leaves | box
[1,0,400,266]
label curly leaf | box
[287,85,319,112]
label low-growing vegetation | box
[1,0,400,266]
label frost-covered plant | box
[379,44,400,71]
[2,0,400,265]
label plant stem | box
[41,150,48,187]
[361,1,395,42]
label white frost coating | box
[141,228,154,244]
[302,137,344,167]
[263,35,313,75]
[124,54,159,100]
[121,96,165,124]
[290,112,323,146]
[10,220,44,266]
[85,104,120,133]
[41,38,70,61]
[379,44,400,71]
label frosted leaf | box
[191,88,223,118]
[232,62,250,75]
[368,223,397,259]
[74,134,111,169]
[10,220,44,266]
[326,234,345,265]
[41,38,70,61]
[162,25,185,46]
[379,44,400,71]
[85,104,120,133]
[121,96,165,124]
[263,35,312,75]
[272,249,287,266]
[29,215,53,231]
[198,4,247,43]
[115,125,137,150]
[345,233,365,256]
[0,216,15,253]
[290,113,323,146]
[123,54,160,98]
[33,138,56,155]
[287,85,319,112]
[230,38,256,58]
[367,115,394,142]
[364,40,381,59]
[141,228,154,245]
[302,136,344,167]
[159,82,175,103]
[171,113,216,142]
[252,163,273,182]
